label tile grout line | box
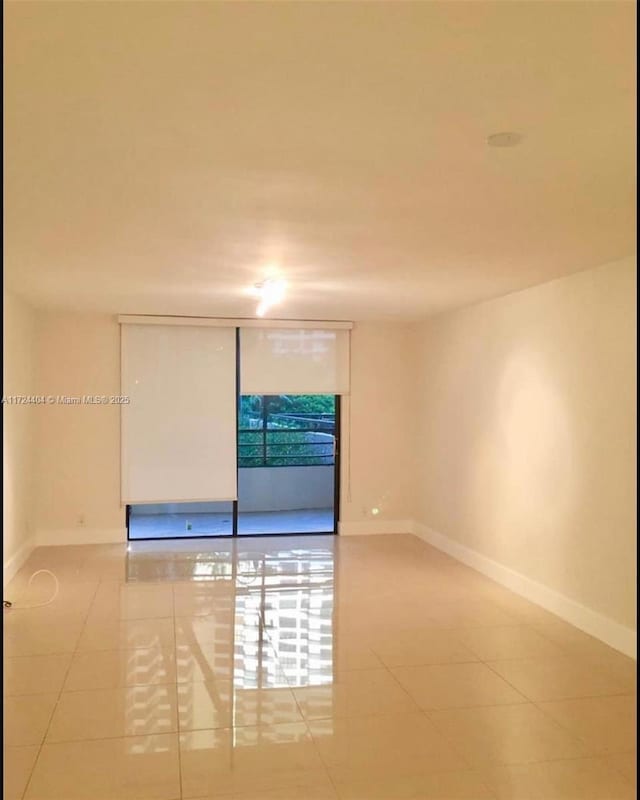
[600,755,638,790]
[19,571,101,800]
[251,575,345,799]
[529,694,636,756]
[172,583,184,800]
[15,566,182,794]
[375,640,627,752]
[421,702,592,791]
[481,657,633,705]
[375,651,427,714]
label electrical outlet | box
[78,514,85,527]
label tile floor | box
[2,534,636,799]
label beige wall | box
[340,322,416,529]
[413,256,637,629]
[30,316,416,539]
[3,291,37,580]
[34,312,124,541]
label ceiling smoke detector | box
[487,132,524,148]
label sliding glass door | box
[127,395,340,540]
[124,323,347,541]
[237,395,339,535]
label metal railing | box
[238,422,336,468]
[270,413,336,431]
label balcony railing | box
[238,419,335,468]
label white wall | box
[33,312,124,544]
[238,466,334,512]
[413,256,637,637]
[338,322,417,533]
[3,291,37,583]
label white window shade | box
[240,328,350,395]
[121,324,237,504]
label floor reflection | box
[125,537,336,702]
[9,536,635,799]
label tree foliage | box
[238,395,335,467]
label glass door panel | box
[237,395,338,536]
[128,501,234,540]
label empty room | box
[2,2,636,799]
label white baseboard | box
[339,519,413,536]
[3,535,37,587]
[35,528,127,547]
[412,522,637,660]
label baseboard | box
[35,528,127,547]
[339,519,413,536]
[3,535,37,587]
[412,521,637,659]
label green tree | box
[238,395,335,466]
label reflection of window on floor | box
[228,594,334,730]
[125,548,235,582]
[235,548,335,691]
[125,543,336,724]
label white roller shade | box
[240,328,350,395]
[121,324,237,504]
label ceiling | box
[4,1,636,321]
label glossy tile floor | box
[3,534,636,799]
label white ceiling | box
[4,1,636,321]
